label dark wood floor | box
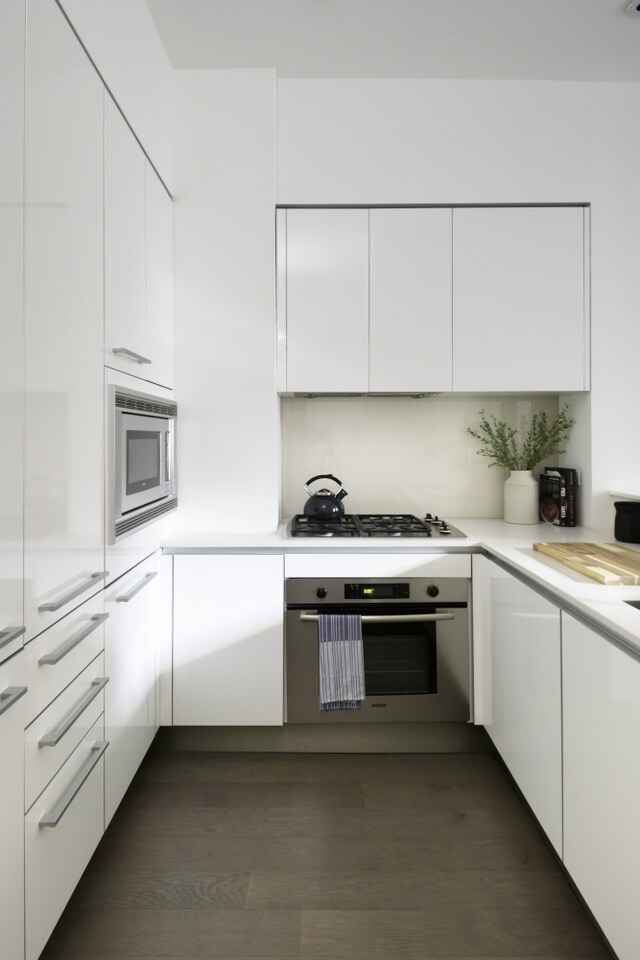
[41,748,612,960]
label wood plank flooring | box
[41,749,612,960]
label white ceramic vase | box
[503,470,540,524]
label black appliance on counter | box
[288,513,466,538]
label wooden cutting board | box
[533,542,640,585]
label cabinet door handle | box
[39,677,109,747]
[0,625,26,650]
[0,686,27,717]
[112,347,151,365]
[38,572,108,612]
[39,614,109,666]
[116,571,157,603]
[39,740,108,828]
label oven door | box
[285,603,470,723]
[116,411,172,515]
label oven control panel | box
[344,582,410,600]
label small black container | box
[614,501,640,543]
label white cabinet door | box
[24,0,105,641]
[104,95,147,376]
[173,554,284,725]
[452,206,587,392]
[0,651,27,960]
[285,208,369,393]
[562,614,640,960]
[104,553,159,825]
[145,163,174,389]
[0,0,25,665]
[369,208,452,392]
[484,562,562,853]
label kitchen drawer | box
[25,715,106,960]
[284,552,471,580]
[25,654,106,812]
[24,592,106,725]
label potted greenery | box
[467,406,575,523]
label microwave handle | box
[164,431,171,483]
[299,612,456,624]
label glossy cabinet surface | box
[483,561,562,853]
[104,552,159,825]
[0,0,25,665]
[145,164,174,389]
[0,651,27,960]
[562,614,640,960]
[452,206,587,392]
[24,0,105,640]
[173,554,284,725]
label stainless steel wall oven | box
[285,577,471,723]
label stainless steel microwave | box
[108,385,177,541]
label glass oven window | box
[126,430,161,495]
[362,622,437,696]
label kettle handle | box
[304,474,345,495]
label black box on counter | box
[539,467,578,526]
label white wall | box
[57,0,172,185]
[172,69,279,532]
[277,79,640,528]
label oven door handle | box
[299,612,455,624]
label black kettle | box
[303,474,348,519]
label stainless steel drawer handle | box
[39,614,109,666]
[299,612,456,624]
[0,686,27,717]
[116,571,158,603]
[40,740,108,828]
[112,346,151,364]
[39,677,109,747]
[0,625,26,650]
[38,572,108,613]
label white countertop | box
[162,519,640,657]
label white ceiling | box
[145,0,640,81]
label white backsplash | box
[280,394,560,520]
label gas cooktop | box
[288,513,466,539]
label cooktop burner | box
[288,513,466,538]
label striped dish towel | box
[318,614,365,712]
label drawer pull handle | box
[299,612,456,624]
[0,686,27,717]
[112,347,151,365]
[40,740,108,828]
[116,571,158,603]
[39,614,109,666]
[0,625,26,650]
[38,572,108,613]
[39,677,109,747]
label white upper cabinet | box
[105,99,174,389]
[452,206,588,392]
[24,0,105,640]
[369,208,452,393]
[282,207,369,393]
[0,0,25,663]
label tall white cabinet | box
[24,0,105,641]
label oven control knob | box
[426,584,439,598]
[316,587,328,599]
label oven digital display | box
[344,583,410,600]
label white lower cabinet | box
[482,558,563,853]
[0,651,27,960]
[25,716,106,960]
[562,613,640,960]
[104,553,159,825]
[173,554,284,726]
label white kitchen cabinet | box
[483,559,562,853]
[452,206,588,392]
[104,552,159,824]
[173,554,284,725]
[145,163,174,389]
[562,613,640,960]
[282,207,369,393]
[0,651,27,960]
[24,0,105,641]
[369,207,452,392]
[0,0,25,665]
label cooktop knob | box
[426,584,439,598]
[316,587,328,599]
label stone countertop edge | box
[161,519,640,659]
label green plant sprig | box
[466,406,575,471]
